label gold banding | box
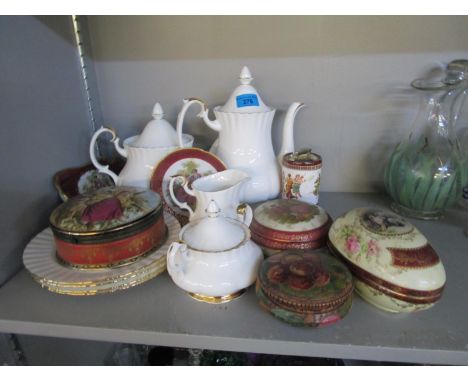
[188,289,246,304]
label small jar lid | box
[328,208,446,301]
[180,200,248,252]
[218,66,271,113]
[282,150,322,169]
[256,251,353,326]
[50,186,161,235]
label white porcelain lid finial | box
[206,200,220,217]
[132,101,178,148]
[239,66,253,85]
[219,66,271,113]
[152,102,164,120]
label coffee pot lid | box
[132,102,179,148]
[181,200,247,252]
[219,66,272,113]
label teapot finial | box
[152,102,164,120]
[239,66,253,85]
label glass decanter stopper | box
[384,73,464,220]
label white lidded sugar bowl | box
[166,200,263,303]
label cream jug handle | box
[89,126,126,185]
[237,203,253,226]
[169,176,196,219]
[176,98,221,147]
[167,241,188,282]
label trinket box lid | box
[50,186,162,235]
[132,102,179,148]
[181,200,248,252]
[252,199,329,234]
[219,66,271,113]
[328,208,446,294]
[257,251,353,316]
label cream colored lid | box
[181,200,246,252]
[132,103,178,148]
[219,66,271,113]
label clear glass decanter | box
[384,73,464,220]
[447,60,468,210]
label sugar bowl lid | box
[328,208,446,293]
[218,66,271,113]
[257,251,353,315]
[132,102,179,148]
[50,186,162,235]
[180,200,248,252]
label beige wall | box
[87,16,468,192]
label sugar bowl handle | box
[169,176,196,219]
[167,241,189,282]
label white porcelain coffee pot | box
[90,102,194,188]
[176,67,304,203]
[168,169,253,224]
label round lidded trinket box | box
[256,251,353,327]
[328,208,446,313]
[250,199,331,256]
[49,186,166,268]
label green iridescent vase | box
[384,76,464,220]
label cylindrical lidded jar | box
[281,150,322,205]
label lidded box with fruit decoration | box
[256,250,353,327]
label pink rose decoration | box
[367,239,379,256]
[345,234,361,254]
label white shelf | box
[0,192,467,365]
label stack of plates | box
[23,214,180,296]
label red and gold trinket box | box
[49,186,166,268]
[250,199,331,256]
[328,208,446,313]
[256,251,353,327]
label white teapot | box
[167,200,263,303]
[176,67,304,203]
[89,102,194,188]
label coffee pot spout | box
[277,102,305,164]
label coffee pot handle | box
[89,126,126,185]
[176,98,221,147]
[169,176,196,219]
[237,203,253,226]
